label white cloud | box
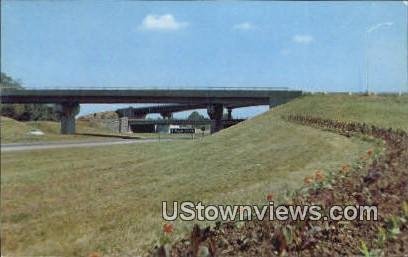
[139,14,188,31]
[367,22,393,33]
[403,1,408,6]
[233,22,255,31]
[292,34,314,44]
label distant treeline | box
[1,73,59,121]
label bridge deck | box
[128,118,245,126]
[1,89,302,104]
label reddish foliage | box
[150,115,408,257]
[163,223,174,234]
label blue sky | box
[1,1,407,117]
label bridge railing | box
[1,86,290,91]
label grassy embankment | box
[0,116,127,143]
[277,94,408,131]
[1,94,406,256]
[0,116,206,143]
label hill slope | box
[275,94,408,131]
[1,116,119,143]
[1,95,406,256]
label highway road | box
[1,138,172,152]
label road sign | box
[170,128,195,134]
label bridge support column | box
[119,117,129,133]
[227,108,233,120]
[160,112,173,119]
[207,104,224,134]
[58,102,79,134]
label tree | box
[1,72,58,121]
[187,111,207,121]
[1,73,23,89]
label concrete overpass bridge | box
[116,102,249,120]
[128,118,245,126]
[116,104,210,119]
[1,87,302,134]
[127,118,245,133]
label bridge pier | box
[207,104,224,133]
[227,108,233,120]
[160,112,173,119]
[119,117,129,133]
[58,102,79,134]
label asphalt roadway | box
[1,138,172,152]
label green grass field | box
[1,94,406,256]
[0,116,208,143]
[0,116,125,143]
[277,94,408,130]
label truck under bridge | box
[1,87,302,134]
